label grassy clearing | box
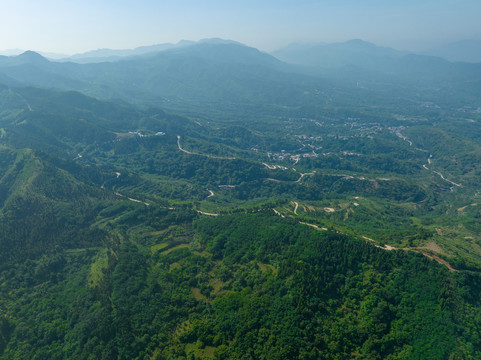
[191,287,207,301]
[88,248,109,288]
[209,277,228,296]
[163,243,190,254]
[169,262,181,271]
[150,242,169,253]
[257,262,277,274]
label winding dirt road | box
[293,201,299,215]
[177,136,236,160]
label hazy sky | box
[1,0,480,54]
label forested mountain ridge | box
[0,39,481,358]
[0,147,114,262]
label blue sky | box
[1,0,480,54]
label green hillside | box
[2,209,480,359]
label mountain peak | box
[338,39,380,51]
[345,38,371,45]
[159,39,282,68]
[19,50,44,58]
[197,38,244,46]
[16,50,49,64]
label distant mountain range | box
[64,38,246,63]
[61,40,196,64]
[0,38,247,63]
[272,39,409,69]
[2,38,481,65]
[271,39,481,94]
[273,39,481,65]
[421,40,481,63]
[1,38,481,114]
[0,40,316,109]
[0,49,69,59]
